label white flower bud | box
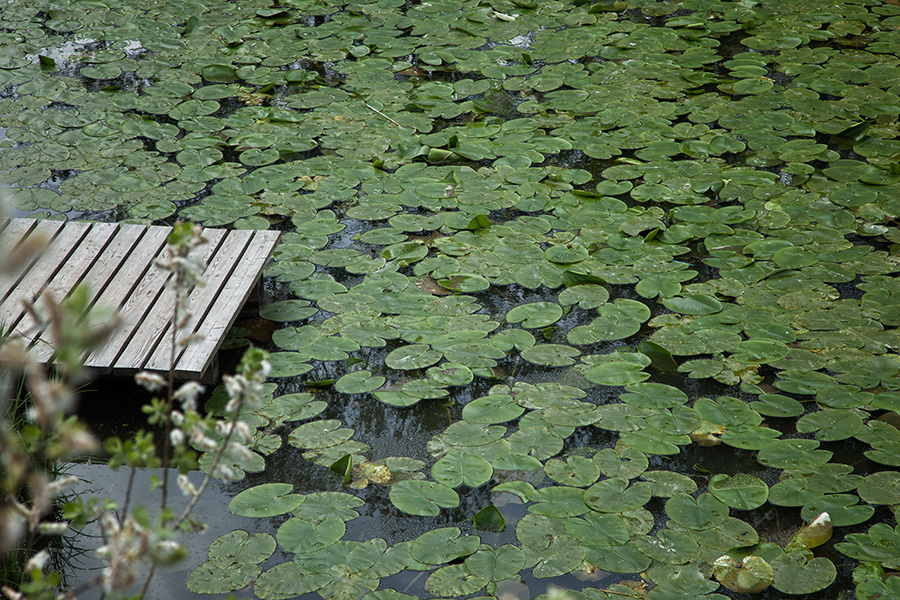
[25,549,50,572]
[135,372,166,392]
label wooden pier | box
[0,218,280,381]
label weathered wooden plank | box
[0,221,92,332]
[0,219,63,306]
[112,228,228,374]
[28,223,149,363]
[173,230,279,378]
[4,217,280,381]
[142,229,254,373]
[82,226,172,370]
[13,223,120,345]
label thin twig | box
[176,403,244,527]
[364,102,405,127]
[137,563,156,600]
[118,467,136,526]
[159,282,180,513]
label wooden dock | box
[0,218,280,381]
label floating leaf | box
[520,344,581,366]
[389,480,459,516]
[663,293,723,315]
[506,302,564,329]
[584,478,652,514]
[432,450,493,488]
[410,527,479,565]
[277,517,345,555]
[228,483,304,517]
[714,555,774,594]
[385,344,443,370]
[335,370,386,394]
[465,544,523,580]
[771,551,837,595]
[425,564,486,596]
[665,493,729,531]
[708,474,769,510]
[472,505,505,533]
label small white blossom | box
[212,464,235,481]
[190,428,217,452]
[152,540,186,565]
[135,372,166,392]
[170,429,185,446]
[25,549,49,572]
[37,521,68,535]
[1,585,24,600]
[235,421,252,443]
[177,473,197,497]
[174,381,204,411]
[228,442,254,461]
[47,475,79,497]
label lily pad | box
[520,344,581,367]
[410,527,480,565]
[708,474,769,510]
[665,493,729,531]
[277,517,345,555]
[385,344,443,370]
[431,450,493,488]
[229,483,304,517]
[771,551,837,595]
[506,302,564,329]
[389,480,459,516]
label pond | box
[4,0,900,598]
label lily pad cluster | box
[5,0,900,598]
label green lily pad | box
[663,293,723,315]
[410,527,479,565]
[385,344,443,370]
[465,545,524,581]
[708,474,769,510]
[544,456,601,488]
[277,517,345,555]
[594,445,649,479]
[335,370,386,394]
[641,470,698,498]
[520,344,581,367]
[771,551,837,595]
[188,530,276,593]
[858,471,900,505]
[288,420,354,450]
[585,478,652,514]
[801,494,875,527]
[472,504,506,533]
[425,564,486,596]
[427,362,473,386]
[229,483,304,517]
[291,492,364,523]
[462,394,525,424]
[506,302,564,328]
[796,409,864,441]
[389,480,459,516]
[665,493,729,530]
[431,450,493,488]
[757,439,832,469]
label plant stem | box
[159,287,181,513]
[176,396,244,527]
[118,467,136,525]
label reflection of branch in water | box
[401,571,425,595]
[54,479,107,591]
